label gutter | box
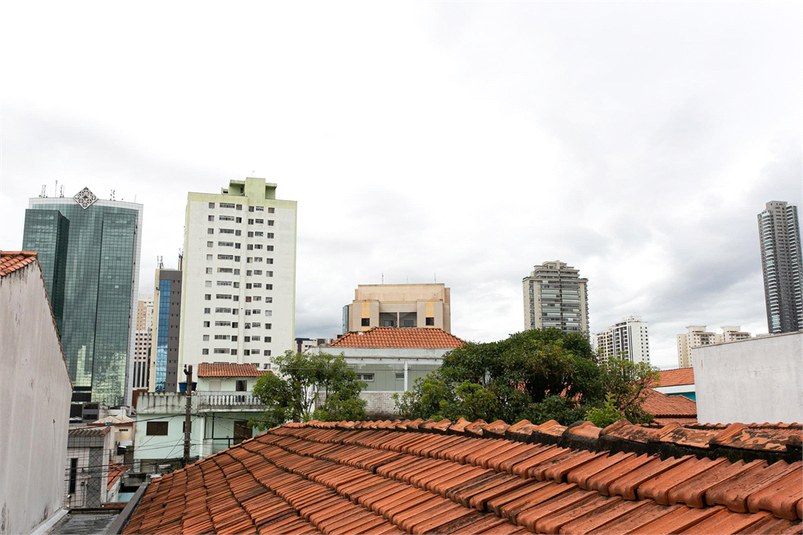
[104,482,149,535]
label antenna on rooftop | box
[110,190,116,201]
[59,185,65,197]
[157,255,164,269]
[40,185,47,198]
[55,180,58,197]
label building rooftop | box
[197,363,271,378]
[68,425,111,438]
[121,418,802,534]
[329,327,465,349]
[108,461,128,491]
[640,388,697,425]
[0,250,38,277]
[657,368,695,387]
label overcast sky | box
[1,2,800,368]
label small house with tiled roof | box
[313,327,465,417]
[653,367,696,400]
[134,363,271,473]
[117,417,802,534]
[1,251,73,533]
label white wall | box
[694,332,803,424]
[0,261,73,534]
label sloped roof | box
[657,368,695,387]
[122,418,802,534]
[90,414,135,426]
[68,426,111,438]
[108,461,128,491]
[328,327,465,349]
[0,251,39,277]
[198,363,270,378]
[641,388,697,422]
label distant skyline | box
[1,2,800,368]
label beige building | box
[523,261,589,335]
[344,283,451,333]
[677,325,752,368]
[596,315,650,365]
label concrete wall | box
[0,261,73,534]
[694,332,803,424]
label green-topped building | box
[23,187,143,416]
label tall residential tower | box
[179,178,297,371]
[523,261,589,336]
[758,201,802,333]
[596,315,650,364]
[22,187,143,413]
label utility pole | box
[183,365,193,466]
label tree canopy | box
[395,328,658,426]
[252,351,367,428]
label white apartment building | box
[676,325,752,368]
[179,177,297,371]
[523,261,589,336]
[596,315,650,364]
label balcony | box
[195,391,267,412]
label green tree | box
[395,329,659,426]
[252,351,367,428]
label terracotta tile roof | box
[197,362,270,378]
[122,418,802,534]
[328,327,465,349]
[0,251,39,277]
[656,367,695,387]
[108,461,128,491]
[68,426,111,438]
[641,388,697,423]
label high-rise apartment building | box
[596,315,650,364]
[758,201,802,333]
[523,261,589,335]
[180,178,297,370]
[133,295,153,390]
[676,325,752,368]
[22,187,143,413]
[343,283,451,333]
[150,269,183,392]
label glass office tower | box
[23,188,143,414]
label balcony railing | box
[194,392,267,411]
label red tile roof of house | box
[0,251,39,277]
[641,388,697,424]
[108,461,128,491]
[122,418,802,534]
[657,367,695,387]
[197,363,270,378]
[328,327,465,349]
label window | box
[209,202,215,209]
[204,308,211,314]
[202,348,209,355]
[255,219,264,224]
[219,215,234,221]
[220,202,235,209]
[218,254,233,260]
[218,267,233,273]
[361,318,370,327]
[205,294,211,301]
[203,335,210,341]
[268,207,274,213]
[395,372,405,380]
[236,380,247,391]
[236,204,242,210]
[426,317,435,326]
[251,322,260,328]
[267,220,274,226]
[205,281,212,287]
[213,348,230,354]
[255,231,264,237]
[219,241,234,247]
[215,307,232,313]
[252,335,260,341]
[215,321,231,327]
[265,336,271,342]
[267,233,274,239]
[266,258,273,264]
[147,421,169,436]
[236,217,242,223]
[216,294,232,300]
[206,267,213,274]
[214,334,230,340]
[403,319,414,327]
[217,280,233,286]
[248,206,255,212]
[254,270,262,276]
[266,284,273,290]
[203,321,210,328]
[256,206,265,212]
[267,271,273,277]
[219,228,234,234]
[247,244,253,250]
[266,245,274,251]
[248,219,254,225]
[208,228,214,234]
[206,254,213,261]
[68,458,78,494]
[208,215,215,222]
[356,373,374,382]
[265,323,271,329]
